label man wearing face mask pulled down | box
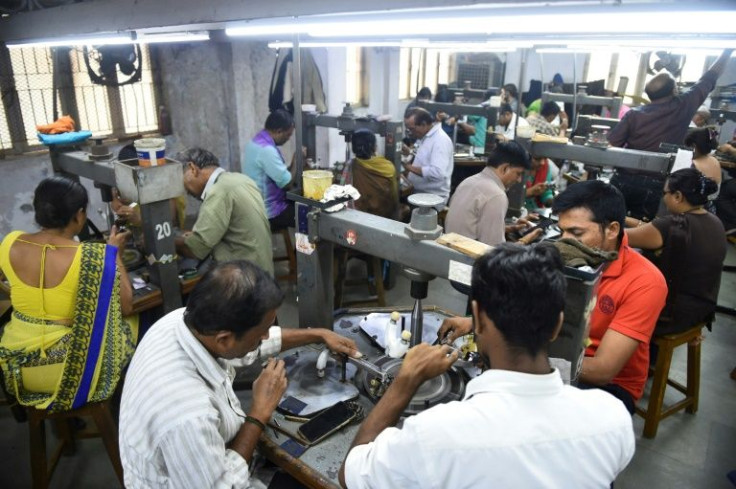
[440,181,668,415]
[552,181,668,413]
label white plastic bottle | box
[389,330,411,359]
[384,311,401,357]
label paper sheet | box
[671,149,694,173]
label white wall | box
[504,51,586,94]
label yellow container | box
[303,170,333,200]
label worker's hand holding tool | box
[437,316,473,345]
[396,343,458,388]
[321,330,362,359]
[116,203,141,227]
[108,225,131,250]
[250,358,288,423]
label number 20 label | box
[156,222,171,240]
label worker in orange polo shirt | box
[552,180,668,413]
[439,180,667,413]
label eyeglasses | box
[662,189,674,196]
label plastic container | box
[302,170,333,200]
[390,330,411,359]
[384,311,401,356]
[134,138,166,167]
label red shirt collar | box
[602,233,628,279]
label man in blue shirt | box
[243,109,296,230]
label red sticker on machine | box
[346,230,357,246]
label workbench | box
[257,306,459,489]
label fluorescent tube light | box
[268,40,518,51]
[228,10,736,39]
[268,41,403,48]
[536,48,599,54]
[565,39,736,50]
[134,32,210,44]
[7,34,132,49]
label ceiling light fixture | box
[268,40,521,51]
[227,9,736,39]
[6,34,133,49]
[134,32,210,44]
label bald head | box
[645,73,676,102]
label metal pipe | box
[292,33,304,192]
[572,53,578,129]
[341,354,389,383]
[514,48,527,137]
[410,297,424,348]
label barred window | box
[399,48,453,100]
[9,47,61,144]
[0,100,11,149]
[0,44,159,153]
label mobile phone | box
[520,217,556,237]
[297,401,357,445]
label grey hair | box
[177,147,220,169]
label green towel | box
[553,238,618,268]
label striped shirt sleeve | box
[158,416,253,489]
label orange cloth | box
[36,115,76,135]
[584,234,668,401]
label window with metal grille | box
[400,48,454,100]
[0,45,159,153]
[0,95,12,149]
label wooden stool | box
[334,250,386,308]
[27,400,124,489]
[273,228,297,283]
[635,324,704,438]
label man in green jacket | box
[175,147,274,276]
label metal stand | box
[51,147,186,313]
[529,141,674,175]
[292,197,602,382]
[302,104,404,173]
[542,92,624,128]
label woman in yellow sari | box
[0,176,135,412]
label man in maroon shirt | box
[608,48,733,220]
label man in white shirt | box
[120,260,361,489]
[339,243,635,489]
[403,107,454,205]
[493,103,530,140]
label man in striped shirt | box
[120,261,361,488]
